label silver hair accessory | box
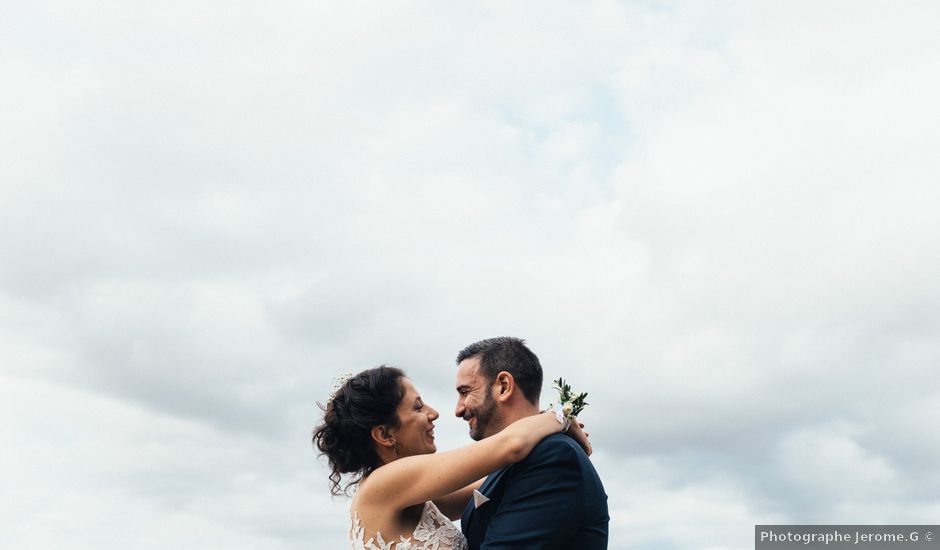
[328,372,354,403]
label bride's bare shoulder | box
[350,473,397,518]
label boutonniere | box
[549,377,588,431]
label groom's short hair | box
[456,337,542,405]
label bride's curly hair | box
[312,365,406,496]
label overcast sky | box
[2,1,939,548]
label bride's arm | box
[433,478,484,520]
[431,419,592,520]
[356,411,563,510]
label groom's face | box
[455,356,498,441]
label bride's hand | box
[565,417,592,456]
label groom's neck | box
[490,400,541,436]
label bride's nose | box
[428,406,439,421]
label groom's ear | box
[493,371,515,403]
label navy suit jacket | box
[460,433,609,549]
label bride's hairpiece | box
[328,372,355,403]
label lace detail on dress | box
[349,501,468,550]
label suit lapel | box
[461,465,512,543]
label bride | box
[312,365,590,550]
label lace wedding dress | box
[349,501,468,550]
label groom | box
[455,337,609,549]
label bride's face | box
[391,378,440,457]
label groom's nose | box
[455,400,465,419]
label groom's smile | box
[455,356,499,440]
[462,412,479,434]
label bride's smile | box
[389,378,440,457]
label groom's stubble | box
[467,389,499,440]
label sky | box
[2,1,939,548]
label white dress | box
[349,501,468,550]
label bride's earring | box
[389,437,400,458]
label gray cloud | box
[3,1,940,548]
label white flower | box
[561,402,574,417]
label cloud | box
[3,1,940,548]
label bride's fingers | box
[566,418,592,455]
